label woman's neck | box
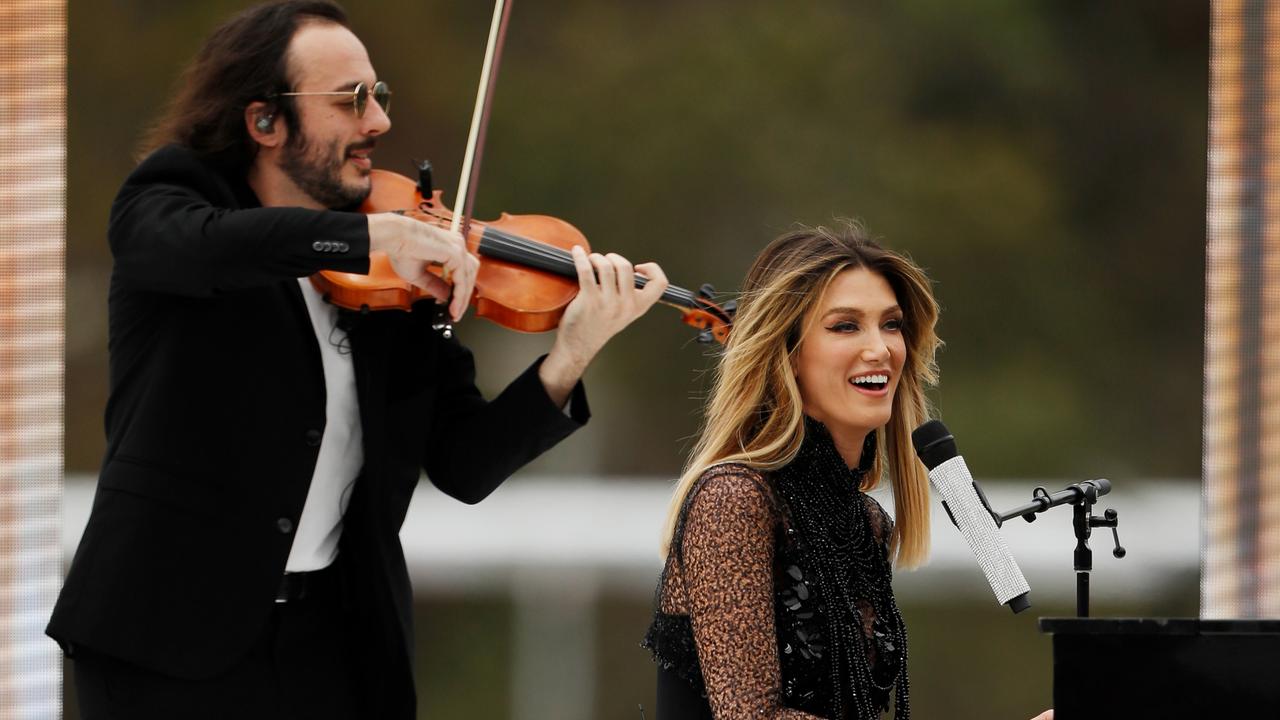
[815,421,869,470]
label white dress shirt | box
[286,278,364,571]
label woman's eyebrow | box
[821,304,902,319]
[822,306,865,320]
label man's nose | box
[363,100,391,135]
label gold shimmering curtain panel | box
[0,0,66,716]
[1204,0,1280,618]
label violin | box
[310,0,734,344]
[311,166,733,344]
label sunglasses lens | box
[353,83,368,117]
[373,81,391,115]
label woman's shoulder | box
[680,462,784,528]
[698,461,767,484]
[675,463,784,565]
[693,462,773,502]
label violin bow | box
[443,0,736,345]
[427,0,510,338]
[451,0,513,240]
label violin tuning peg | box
[698,283,716,300]
[722,299,737,315]
[697,328,715,344]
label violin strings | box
[413,205,600,284]
[480,228,713,312]
[479,227,711,310]
[482,230,704,307]
[485,234,709,312]
[417,210,728,322]
[416,185,728,320]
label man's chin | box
[335,174,373,209]
[336,186,372,210]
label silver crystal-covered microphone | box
[912,419,1031,614]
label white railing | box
[62,474,1198,602]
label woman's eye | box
[829,321,858,333]
[884,318,903,331]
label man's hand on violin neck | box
[368,212,477,322]
[539,246,669,406]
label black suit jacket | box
[48,146,587,717]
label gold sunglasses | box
[274,80,391,117]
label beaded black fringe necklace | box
[773,419,911,720]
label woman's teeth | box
[851,374,888,390]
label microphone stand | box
[970,480,1126,618]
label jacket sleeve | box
[108,146,370,297]
[421,332,589,504]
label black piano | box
[1039,618,1280,718]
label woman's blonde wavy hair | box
[661,222,941,568]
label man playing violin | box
[47,2,667,718]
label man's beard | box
[278,131,372,209]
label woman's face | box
[792,267,907,442]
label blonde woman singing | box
[643,223,939,719]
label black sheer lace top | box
[642,420,909,719]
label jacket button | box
[312,240,324,252]
[277,517,294,534]
[305,429,322,446]
[337,242,349,252]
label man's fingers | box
[569,245,596,291]
[417,270,453,301]
[588,252,615,295]
[421,227,475,321]
[381,217,480,318]
[449,254,480,321]
[407,266,451,303]
[608,253,635,298]
[634,261,668,307]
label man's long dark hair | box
[140,0,349,170]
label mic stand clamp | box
[1071,495,1125,617]
[970,479,1125,618]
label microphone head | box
[912,419,958,470]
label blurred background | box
[61,1,1207,718]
